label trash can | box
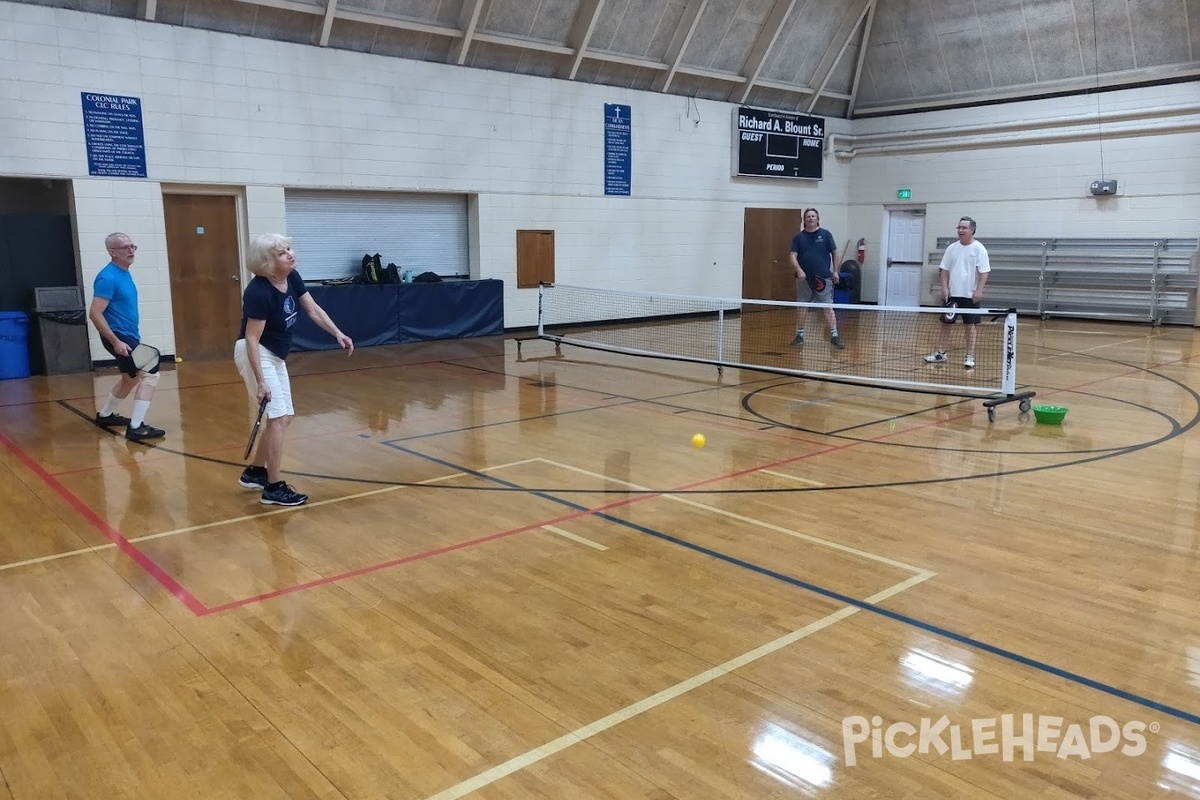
[31,287,91,375]
[0,311,31,379]
[834,261,862,325]
[838,260,862,304]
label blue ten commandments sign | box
[604,103,631,196]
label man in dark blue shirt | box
[788,208,843,349]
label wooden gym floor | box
[1,318,1199,799]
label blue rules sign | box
[81,92,147,178]
[604,103,631,196]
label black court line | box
[50,340,1200,500]
[742,345,1200,450]
[385,441,1200,729]
[744,382,1183,454]
[0,346,512,410]
[53,367,1194,499]
[46,353,1200,724]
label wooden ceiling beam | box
[449,0,489,65]
[652,0,709,93]
[564,0,607,80]
[734,0,797,105]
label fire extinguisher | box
[856,238,866,265]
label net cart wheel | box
[987,407,996,423]
[1019,398,1031,413]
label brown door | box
[516,230,555,288]
[164,194,242,361]
[742,208,801,301]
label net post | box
[537,283,545,338]
[716,307,725,364]
[1001,310,1017,396]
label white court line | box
[541,525,608,551]
[865,569,936,603]
[0,543,115,572]
[760,469,825,487]
[423,460,940,799]
[133,482,452,542]
[0,459,544,573]
[536,458,926,573]
[425,570,937,800]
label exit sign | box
[897,188,912,199]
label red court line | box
[0,431,208,616]
[203,503,650,613]
[16,347,1186,616]
[206,419,931,612]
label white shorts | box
[234,339,294,419]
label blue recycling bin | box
[0,311,31,379]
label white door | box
[885,210,925,307]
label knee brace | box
[139,371,160,389]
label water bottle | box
[403,269,413,283]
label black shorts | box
[101,331,160,377]
[942,296,981,325]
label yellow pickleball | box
[692,433,706,448]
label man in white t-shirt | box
[924,216,990,369]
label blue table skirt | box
[292,279,504,352]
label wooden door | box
[516,230,555,288]
[164,195,242,361]
[741,208,800,301]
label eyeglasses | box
[112,244,138,251]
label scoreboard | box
[734,106,824,181]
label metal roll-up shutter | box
[283,190,470,282]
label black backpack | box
[361,253,384,284]
[385,263,401,284]
[413,271,442,283]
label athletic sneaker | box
[261,481,308,507]
[790,331,805,346]
[830,334,844,350]
[125,423,165,441]
[239,465,268,490]
[95,412,132,428]
[924,350,948,363]
[964,355,976,369]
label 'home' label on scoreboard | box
[734,106,824,181]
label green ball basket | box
[1032,405,1068,425]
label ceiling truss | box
[49,0,1200,118]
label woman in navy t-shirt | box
[234,233,353,506]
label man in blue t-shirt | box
[788,208,843,349]
[87,232,165,441]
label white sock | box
[100,390,123,416]
[831,328,839,337]
[131,399,151,428]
